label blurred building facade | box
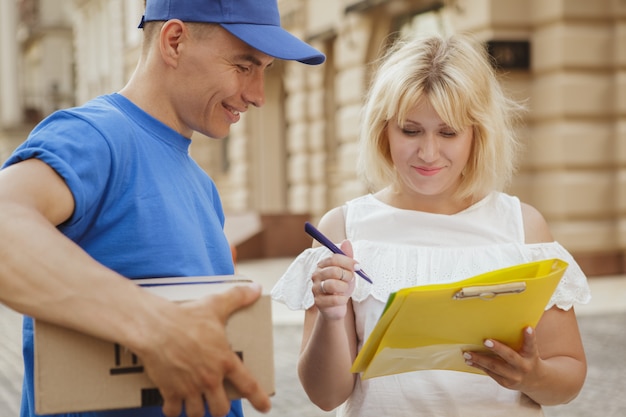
[0,0,624,276]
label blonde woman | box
[272,34,590,416]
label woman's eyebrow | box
[403,118,422,126]
[403,119,451,128]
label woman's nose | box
[418,134,439,162]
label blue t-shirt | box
[2,94,241,417]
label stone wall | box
[1,0,624,275]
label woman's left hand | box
[463,326,545,392]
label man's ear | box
[159,19,187,68]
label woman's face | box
[387,98,473,203]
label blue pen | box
[304,221,373,284]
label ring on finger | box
[321,280,327,294]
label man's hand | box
[137,283,271,417]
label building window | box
[395,4,453,38]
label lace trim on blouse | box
[270,240,591,312]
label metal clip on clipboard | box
[453,282,527,300]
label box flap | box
[138,275,255,301]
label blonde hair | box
[357,34,524,201]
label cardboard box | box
[34,275,274,414]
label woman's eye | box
[440,131,456,138]
[402,128,420,136]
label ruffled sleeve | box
[526,242,591,310]
[270,247,330,310]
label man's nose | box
[243,72,266,108]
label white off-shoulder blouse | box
[271,192,591,417]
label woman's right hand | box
[311,240,358,320]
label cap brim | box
[221,24,325,65]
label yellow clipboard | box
[351,258,568,380]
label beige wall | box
[0,0,624,275]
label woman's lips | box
[414,166,442,176]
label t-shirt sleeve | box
[2,110,113,225]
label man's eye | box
[237,65,251,73]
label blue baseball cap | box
[139,0,325,65]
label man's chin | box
[195,127,230,140]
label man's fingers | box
[205,282,263,321]
[184,395,209,417]
[202,352,271,416]
[224,358,272,413]
[157,283,266,417]
[160,396,183,417]
[203,389,232,417]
